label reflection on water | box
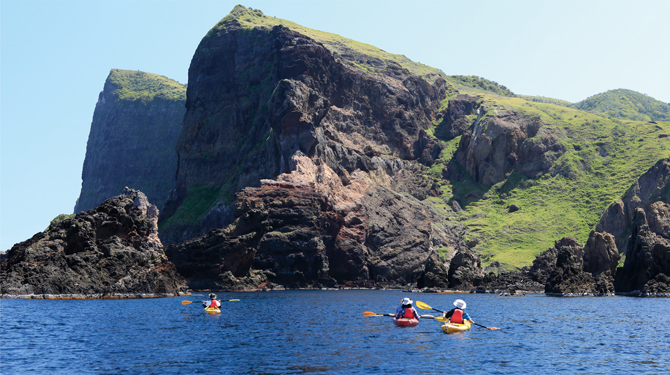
[2,291,669,374]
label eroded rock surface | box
[614,208,670,295]
[544,237,614,296]
[1,189,187,297]
[596,158,670,251]
[454,110,563,186]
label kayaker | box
[201,293,221,308]
[443,299,474,324]
[395,298,420,321]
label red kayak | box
[393,317,419,327]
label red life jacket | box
[403,307,415,319]
[209,300,220,308]
[451,309,464,323]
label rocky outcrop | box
[583,230,620,276]
[544,237,615,296]
[166,153,473,290]
[434,94,481,141]
[159,8,448,245]
[75,69,185,213]
[614,208,670,296]
[596,158,670,251]
[454,110,564,186]
[1,189,187,297]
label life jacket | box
[450,309,464,324]
[208,300,220,308]
[403,307,415,319]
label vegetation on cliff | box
[107,69,186,103]
[203,5,445,80]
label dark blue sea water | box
[2,290,669,374]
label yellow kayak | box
[442,320,471,333]
[204,306,221,314]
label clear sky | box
[1,0,669,251]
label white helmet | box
[453,299,467,309]
[402,298,413,305]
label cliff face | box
[159,8,448,244]
[75,69,185,213]
[1,189,187,296]
[159,6,482,289]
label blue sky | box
[2,0,669,251]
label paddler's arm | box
[464,312,473,323]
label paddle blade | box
[415,301,432,310]
[436,317,448,323]
[181,300,193,305]
[420,314,435,318]
[228,299,240,302]
[487,327,501,330]
[363,311,378,317]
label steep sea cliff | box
[75,69,185,213]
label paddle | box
[420,314,448,322]
[181,299,240,305]
[416,301,500,330]
[363,311,394,317]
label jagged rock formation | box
[1,189,187,297]
[167,154,475,290]
[478,236,617,296]
[453,109,564,185]
[583,230,620,276]
[544,237,615,296]
[75,69,185,213]
[614,208,670,295]
[596,158,670,251]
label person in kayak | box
[443,299,474,324]
[201,293,221,309]
[395,298,420,321]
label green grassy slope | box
[108,69,186,103]
[426,91,670,269]
[204,5,445,80]
[519,95,573,107]
[446,76,515,97]
[571,89,670,122]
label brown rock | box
[583,230,620,276]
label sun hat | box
[453,299,466,309]
[209,293,217,299]
[402,298,413,305]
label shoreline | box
[4,288,667,299]
[0,292,192,300]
